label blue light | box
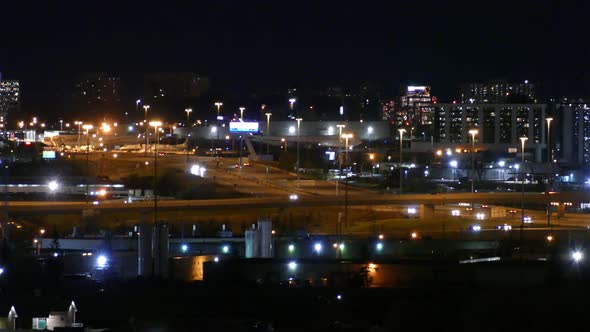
[376,242,383,251]
[96,255,108,268]
[181,244,188,253]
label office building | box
[0,73,20,120]
[423,103,548,162]
[555,101,590,168]
[459,81,536,103]
[394,85,436,140]
[72,73,121,118]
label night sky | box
[1,0,589,102]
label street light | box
[546,117,553,227]
[214,102,223,116]
[143,105,150,156]
[150,121,162,226]
[296,118,302,188]
[265,112,272,154]
[342,133,353,165]
[74,121,83,148]
[82,124,93,204]
[398,129,406,194]
[240,107,246,121]
[520,136,528,247]
[185,108,192,162]
[468,129,479,195]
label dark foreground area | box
[3,276,590,332]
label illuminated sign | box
[229,122,259,133]
[407,86,427,92]
[42,151,56,159]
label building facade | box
[556,102,590,168]
[459,81,536,103]
[425,103,548,162]
[0,73,20,121]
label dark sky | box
[1,0,589,101]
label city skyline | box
[1,1,588,103]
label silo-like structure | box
[137,222,153,278]
[258,218,273,258]
[153,223,169,278]
[245,224,259,258]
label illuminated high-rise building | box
[459,80,536,103]
[0,73,20,121]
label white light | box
[573,251,583,262]
[181,244,188,253]
[214,256,219,262]
[288,244,295,252]
[96,255,108,268]
[498,161,505,167]
[314,243,322,254]
[0,267,3,275]
[407,207,417,214]
[336,294,342,300]
[289,194,299,201]
[211,126,217,133]
[451,209,461,216]
[328,126,334,135]
[376,242,383,251]
[449,160,458,168]
[128,126,134,131]
[339,106,344,115]
[446,149,452,156]
[48,180,59,192]
[53,252,59,257]
[190,165,200,175]
[289,126,295,134]
[339,243,345,250]
[367,126,374,134]
[476,213,485,220]
[222,245,229,253]
[514,164,520,170]
[471,225,481,232]
[288,261,297,271]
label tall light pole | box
[82,124,93,204]
[150,121,162,226]
[520,136,528,247]
[215,102,223,117]
[546,117,553,228]
[136,99,141,119]
[296,118,302,188]
[143,105,150,156]
[185,108,192,162]
[240,107,246,121]
[342,133,353,164]
[75,121,82,148]
[468,129,479,195]
[265,113,272,154]
[398,129,406,194]
[337,124,346,195]
[59,119,63,131]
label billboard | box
[229,122,259,133]
[42,151,56,159]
